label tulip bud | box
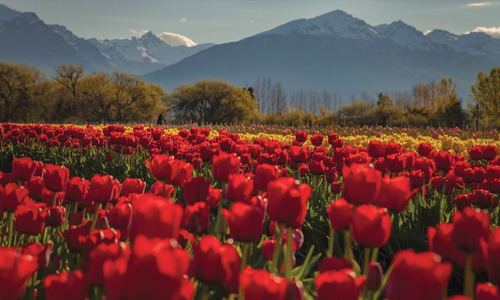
[366,261,383,291]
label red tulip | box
[66,177,89,203]
[63,222,91,253]
[342,163,381,205]
[468,145,484,161]
[149,181,174,198]
[351,205,391,248]
[120,178,145,197]
[418,142,433,157]
[315,269,365,300]
[0,246,39,300]
[207,187,222,208]
[435,151,454,171]
[310,134,324,146]
[327,198,353,231]
[45,205,66,227]
[108,202,132,230]
[475,282,499,300]
[261,239,276,261]
[267,177,311,228]
[43,164,70,192]
[253,163,280,191]
[212,152,241,182]
[375,176,414,214]
[367,140,385,158]
[12,157,36,182]
[18,241,53,270]
[183,176,211,205]
[88,242,130,286]
[486,228,500,286]
[240,266,287,300]
[295,131,308,143]
[24,176,44,200]
[103,235,194,300]
[223,197,265,243]
[1,183,29,212]
[483,145,498,161]
[318,257,353,273]
[385,250,452,300]
[189,235,240,293]
[44,270,88,300]
[225,173,254,203]
[15,199,47,235]
[452,207,490,253]
[129,194,183,241]
[87,174,119,203]
[183,201,210,234]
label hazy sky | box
[3,0,500,44]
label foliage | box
[171,79,258,124]
[471,67,500,128]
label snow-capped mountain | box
[88,31,213,74]
[144,10,500,99]
[427,29,500,59]
[0,4,213,75]
[1,4,500,99]
[258,10,378,40]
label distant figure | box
[157,114,164,125]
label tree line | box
[0,61,498,128]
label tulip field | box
[1,123,500,300]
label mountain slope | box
[0,4,213,75]
[144,10,499,99]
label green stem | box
[271,224,283,271]
[7,212,14,247]
[51,191,57,207]
[238,243,249,300]
[285,227,293,281]
[370,247,379,262]
[327,227,334,258]
[363,248,371,277]
[90,203,102,231]
[201,283,209,300]
[344,228,353,264]
[464,253,475,299]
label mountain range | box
[1,4,500,99]
[0,4,212,75]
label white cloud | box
[157,32,198,47]
[180,17,187,23]
[129,29,149,37]
[466,2,490,7]
[466,26,500,38]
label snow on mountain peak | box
[309,10,379,39]
[259,9,378,40]
[157,32,197,47]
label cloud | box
[467,26,500,38]
[129,29,149,37]
[180,17,187,23]
[466,2,490,7]
[157,32,197,47]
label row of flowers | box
[0,123,499,299]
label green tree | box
[171,79,258,124]
[110,71,167,122]
[51,63,84,121]
[338,99,375,125]
[375,92,393,126]
[0,61,51,122]
[471,67,500,128]
[431,78,465,127]
[79,72,114,122]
